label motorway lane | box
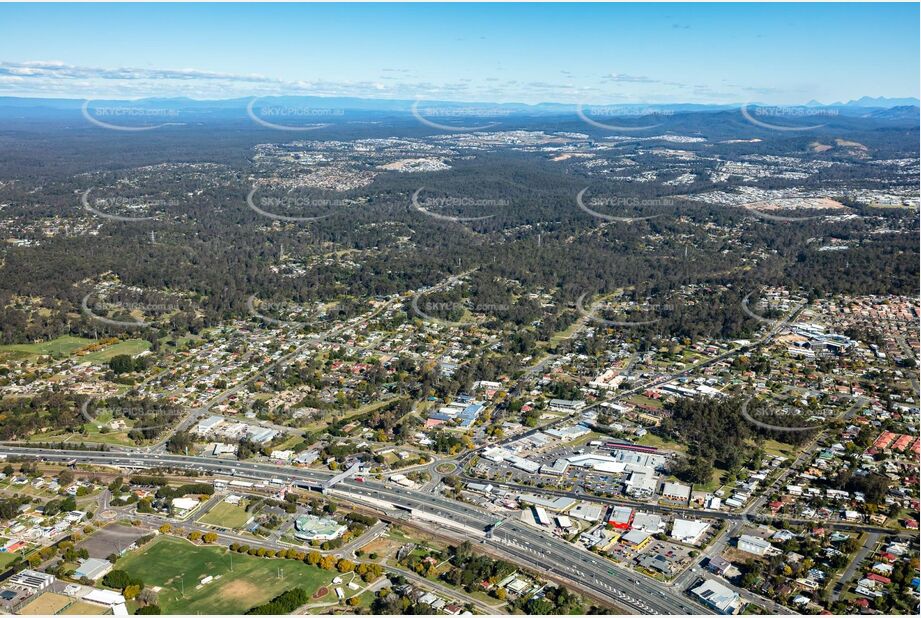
[1,446,710,615]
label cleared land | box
[115,536,332,614]
[18,592,72,615]
[59,600,109,615]
[198,500,253,529]
[78,524,151,559]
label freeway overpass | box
[0,446,711,615]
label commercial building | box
[6,570,54,592]
[738,534,774,557]
[626,471,658,499]
[662,481,692,503]
[548,399,585,412]
[620,529,652,551]
[631,512,664,534]
[608,506,634,530]
[518,494,577,512]
[74,558,113,581]
[567,453,627,474]
[671,519,710,545]
[194,415,224,435]
[546,425,591,441]
[569,502,604,522]
[293,515,347,542]
[171,497,200,515]
[691,579,741,614]
[540,459,570,476]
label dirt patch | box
[221,579,262,602]
[312,586,329,599]
[359,537,400,557]
[744,197,845,211]
[19,592,72,615]
[835,138,867,150]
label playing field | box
[198,500,253,529]
[115,536,333,614]
[0,335,92,360]
[80,339,151,363]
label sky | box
[0,2,918,105]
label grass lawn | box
[79,410,138,447]
[0,335,93,360]
[300,397,399,433]
[636,432,688,453]
[626,394,664,410]
[198,500,253,530]
[272,433,307,451]
[546,319,585,347]
[80,339,151,364]
[0,550,21,569]
[758,439,796,458]
[116,536,333,614]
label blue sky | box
[0,2,917,104]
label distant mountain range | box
[0,95,916,125]
[0,95,917,113]
[805,96,921,108]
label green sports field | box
[80,339,151,363]
[115,536,333,614]
[198,500,253,529]
[0,335,92,360]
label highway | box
[0,446,711,615]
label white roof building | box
[171,497,200,513]
[84,589,126,606]
[631,512,664,534]
[671,519,710,545]
[691,579,741,614]
[738,534,774,556]
[7,570,54,591]
[662,481,692,502]
[569,502,605,522]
